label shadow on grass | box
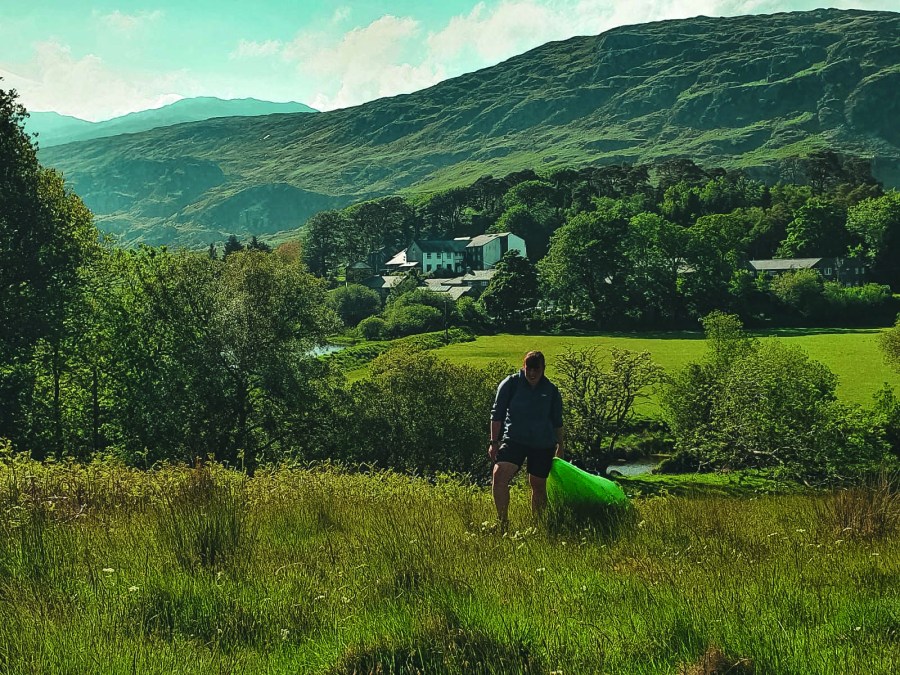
[327,622,545,674]
[544,500,637,540]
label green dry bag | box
[546,457,629,506]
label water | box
[309,344,346,356]
[606,457,660,476]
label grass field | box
[0,459,897,674]
[432,328,900,409]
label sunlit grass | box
[0,457,897,673]
[433,329,900,411]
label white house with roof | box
[405,239,469,274]
[384,232,527,275]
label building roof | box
[466,232,506,248]
[459,269,497,283]
[750,258,823,271]
[412,239,468,253]
[359,275,405,290]
[349,261,372,270]
[385,248,408,266]
[431,286,473,301]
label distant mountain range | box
[26,97,317,147]
[39,9,900,248]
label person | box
[488,350,564,528]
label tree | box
[345,196,415,253]
[879,315,900,374]
[538,199,634,326]
[349,348,507,474]
[663,312,884,480]
[417,187,469,238]
[769,269,825,320]
[478,251,539,327]
[490,203,555,260]
[95,248,339,470]
[556,347,663,472]
[623,212,692,326]
[777,197,849,258]
[846,191,900,288]
[0,86,99,451]
[223,235,243,257]
[301,210,346,277]
[328,283,381,327]
[247,235,271,253]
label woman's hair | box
[523,350,545,369]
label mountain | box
[40,9,900,248]
[26,97,317,147]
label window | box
[824,268,833,275]
[425,264,431,272]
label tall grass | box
[0,456,897,674]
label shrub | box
[383,303,443,338]
[348,348,508,474]
[663,312,888,481]
[327,284,381,327]
[357,315,386,340]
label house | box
[421,269,497,299]
[345,261,373,283]
[405,239,469,274]
[383,247,418,273]
[464,232,527,269]
[748,258,866,285]
[454,269,496,292]
[359,274,406,300]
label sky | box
[0,1,896,122]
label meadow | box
[1,457,897,674]
[432,328,900,409]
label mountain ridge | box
[26,97,317,148]
[39,9,900,248]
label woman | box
[488,350,564,528]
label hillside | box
[40,9,900,248]
[26,97,316,148]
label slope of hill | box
[26,97,317,147]
[40,9,900,248]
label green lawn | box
[434,328,900,408]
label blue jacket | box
[491,370,563,449]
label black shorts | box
[496,440,555,479]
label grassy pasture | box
[0,459,897,674]
[433,328,900,410]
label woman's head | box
[523,350,545,386]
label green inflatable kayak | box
[546,457,629,506]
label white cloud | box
[284,15,446,110]
[230,39,283,59]
[10,41,186,121]
[331,7,351,24]
[98,9,164,34]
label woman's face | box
[524,363,544,386]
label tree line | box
[302,152,900,331]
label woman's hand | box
[488,441,499,462]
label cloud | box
[284,15,446,110]
[97,9,164,33]
[331,7,351,24]
[10,41,186,121]
[230,39,283,59]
